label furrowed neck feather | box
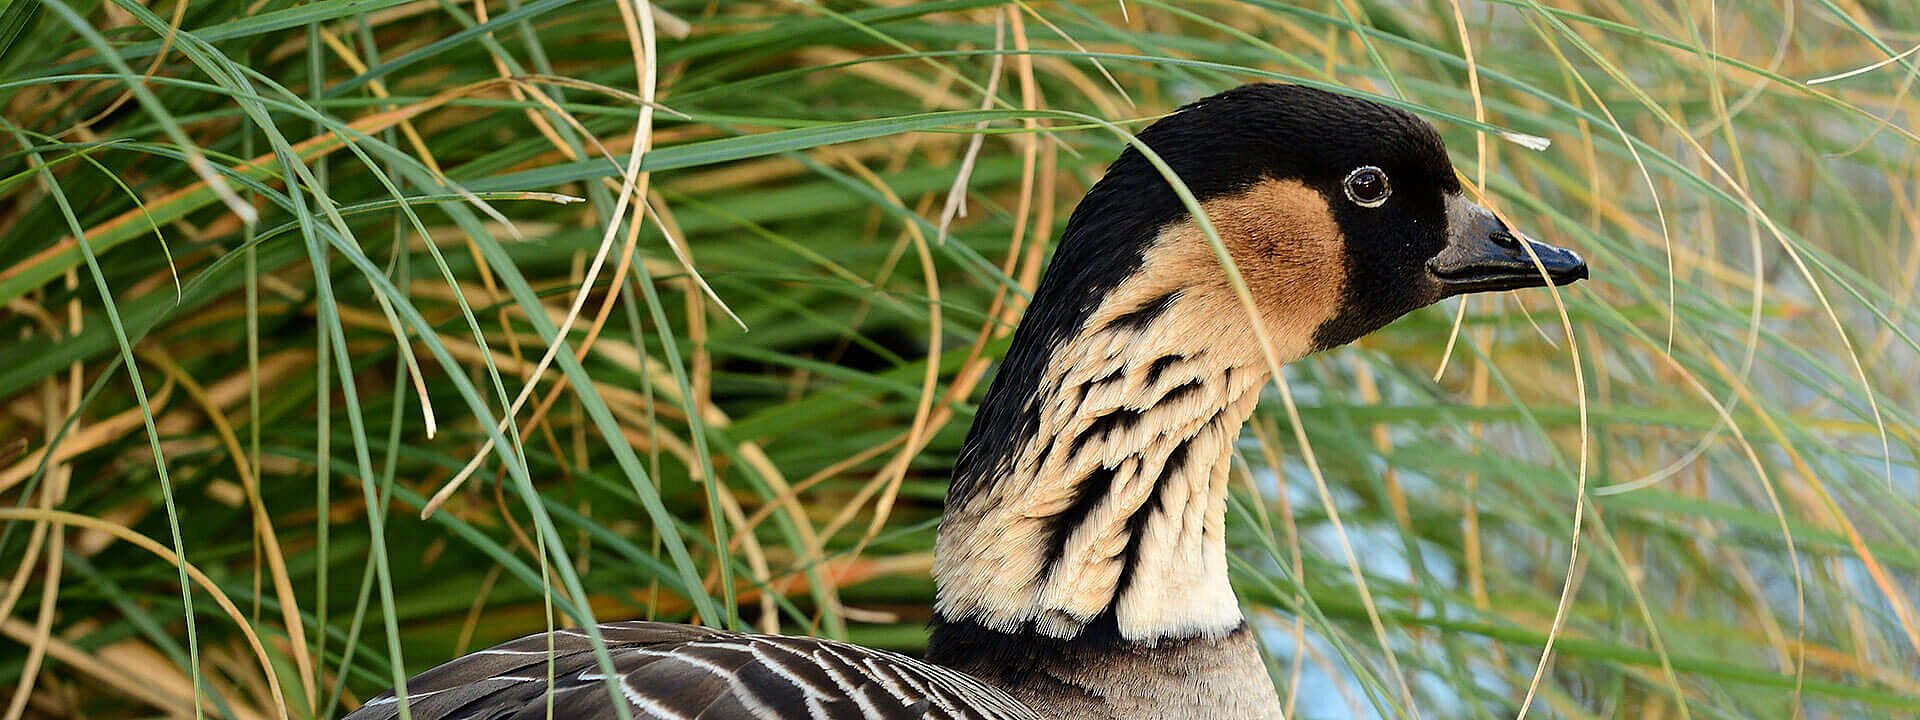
[932,178,1348,646]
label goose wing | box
[343,620,1042,720]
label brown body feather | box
[346,621,1037,720]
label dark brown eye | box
[1343,166,1390,207]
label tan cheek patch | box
[1127,178,1349,365]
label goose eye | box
[1343,166,1391,207]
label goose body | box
[347,83,1586,720]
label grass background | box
[2,0,1918,718]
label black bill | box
[1429,194,1588,294]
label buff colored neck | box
[934,326,1270,641]
[934,179,1346,644]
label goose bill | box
[1428,194,1588,294]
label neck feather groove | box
[933,178,1345,650]
[933,289,1272,644]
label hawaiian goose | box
[346,83,1587,720]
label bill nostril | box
[1490,231,1522,250]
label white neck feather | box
[935,183,1346,644]
[934,286,1313,642]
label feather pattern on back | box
[343,621,1041,720]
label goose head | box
[935,83,1587,646]
[1040,82,1587,366]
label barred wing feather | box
[344,621,1042,720]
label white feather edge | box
[1500,130,1552,151]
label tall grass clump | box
[2,1,1917,718]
